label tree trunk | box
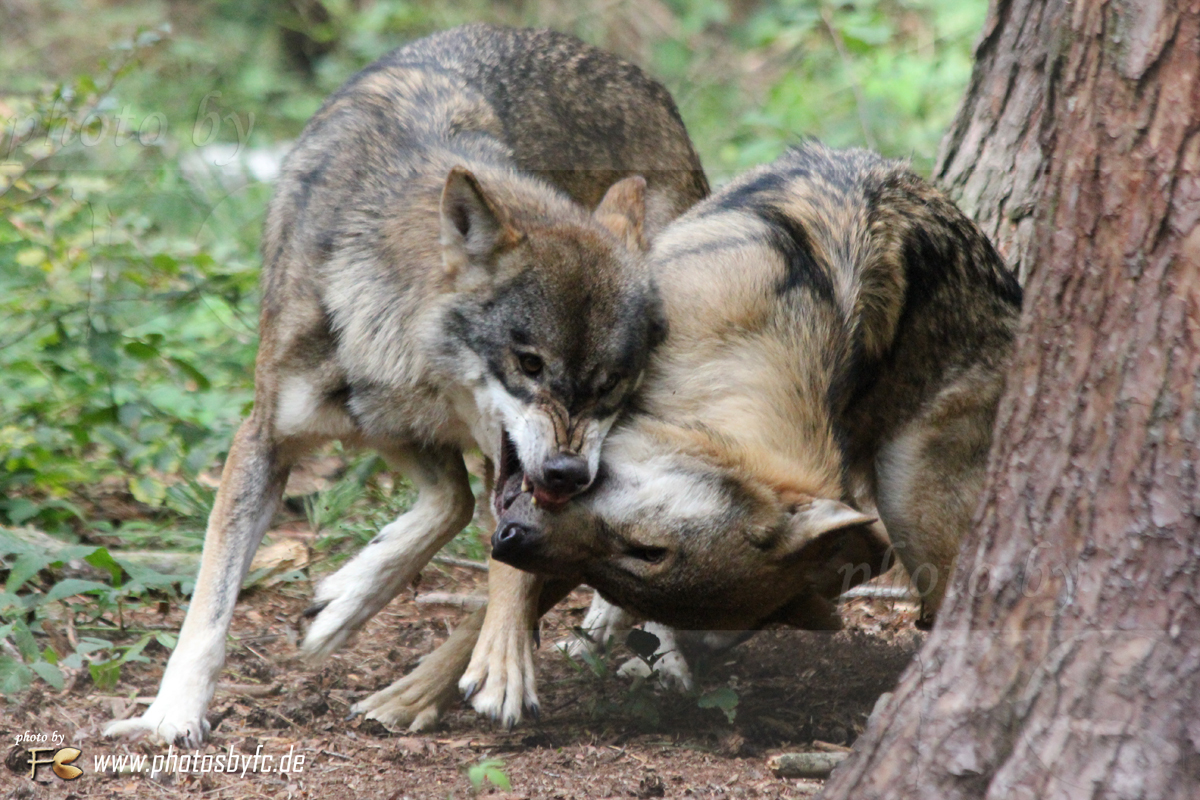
[821,1,1200,798]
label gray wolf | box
[394,141,1021,705]
[104,24,707,746]
[495,141,1021,630]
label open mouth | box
[492,429,573,517]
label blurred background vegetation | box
[0,0,986,692]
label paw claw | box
[461,681,478,701]
[302,600,329,619]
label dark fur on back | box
[262,24,707,318]
[677,143,1021,493]
[492,142,1023,629]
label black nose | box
[491,521,535,565]
[540,453,591,496]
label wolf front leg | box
[354,578,578,730]
[459,561,542,727]
[105,415,292,747]
[301,445,474,662]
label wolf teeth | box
[522,476,533,493]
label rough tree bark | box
[821,1,1200,798]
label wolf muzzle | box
[491,520,541,568]
[539,452,590,498]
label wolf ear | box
[440,167,524,282]
[593,175,647,252]
[780,497,877,559]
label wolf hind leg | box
[557,594,694,693]
[353,606,486,731]
[105,412,298,746]
[874,371,1002,623]
[302,445,474,663]
[558,592,635,660]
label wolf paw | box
[351,667,457,732]
[104,703,211,748]
[301,552,414,663]
[459,624,537,728]
[558,594,634,661]
[615,623,694,693]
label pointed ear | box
[782,497,877,559]
[440,167,524,281]
[593,175,647,252]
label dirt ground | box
[4,554,923,800]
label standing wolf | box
[105,24,707,746]
[396,142,1021,710]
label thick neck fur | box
[627,203,855,503]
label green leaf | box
[30,660,64,690]
[5,497,42,525]
[89,658,122,691]
[11,619,39,661]
[4,550,53,591]
[129,474,166,505]
[467,758,510,791]
[698,687,739,723]
[42,578,110,604]
[169,357,212,390]
[124,340,160,361]
[85,547,124,586]
[151,253,179,274]
[120,633,154,664]
[0,655,34,694]
[74,637,112,657]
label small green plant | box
[698,686,740,724]
[466,757,511,792]
[0,528,188,694]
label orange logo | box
[24,747,83,780]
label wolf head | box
[490,421,890,631]
[438,167,667,510]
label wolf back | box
[492,141,1022,630]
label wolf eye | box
[599,373,622,394]
[517,353,543,377]
[626,545,667,564]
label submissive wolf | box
[400,142,1022,704]
[496,141,1021,629]
[105,24,707,746]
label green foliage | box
[697,686,740,723]
[0,528,188,693]
[466,757,512,792]
[1,32,258,535]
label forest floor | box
[4,452,924,800]
[5,568,922,800]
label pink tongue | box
[532,486,570,511]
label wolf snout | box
[539,452,591,497]
[491,520,539,566]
